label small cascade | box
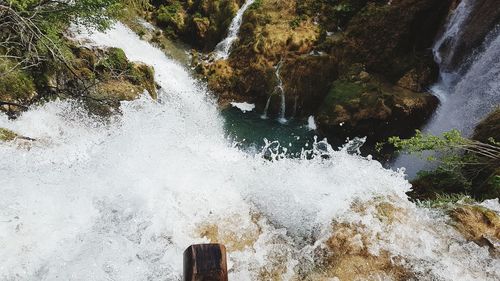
[433,0,474,69]
[261,96,271,119]
[275,61,287,124]
[214,0,255,60]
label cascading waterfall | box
[260,96,272,119]
[275,60,287,124]
[214,0,255,60]
[395,1,500,176]
[1,23,499,281]
[432,0,474,68]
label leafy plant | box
[382,129,500,200]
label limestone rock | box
[450,205,500,250]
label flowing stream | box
[0,23,499,280]
[394,0,500,176]
[214,0,255,59]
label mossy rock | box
[129,63,157,100]
[473,108,500,144]
[0,59,37,113]
[0,128,18,142]
[153,0,244,50]
[101,48,130,71]
[408,169,472,201]
[316,75,438,145]
[450,204,500,249]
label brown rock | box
[450,205,500,250]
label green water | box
[222,107,318,157]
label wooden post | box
[183,244,228,281]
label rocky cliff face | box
[151,0,245,51]
[190,0,453,144]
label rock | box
[280,55,338,117]
[316,78,439,145]
[468,109,500,199]
[153,0,244,51]
[1,43,158,118]
[473,108,500,143]
[0,128,18,142]
[343,0,452,83]
[450,205,500,250]
[308,221,412,281]
[0,59,37,115]
[187,0,450,143]
[397,67,434,92]
[0,128,35,144]
[358,71,370,82]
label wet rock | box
[280,55,338,117]
[1,43,157,118]
[450,205,500,250]
[0,128,18,142]
[343,0,451,83]
[316,78,439,144]
[152,0,244,51]
[473,108,500,143]
[0,128,35,146]
[0,59,37,115]
[308,221,412,281]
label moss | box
[101,48,130,71]
[324,80,365,104]
[0,128,18,142]
[409,169,473,201]
[157,1,186,34]
[152,0,242,50]
[0,59,36,104]
[129,63,157,99]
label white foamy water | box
[230,102,255,113]
[214,0,255,59]
[0,23,499,280]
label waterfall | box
[275,61,287,124]
[394,1,500,176]
[0,23,499,281]
[214,0,255,60]
[260,96,271,119]
[433,0,474,67]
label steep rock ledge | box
[191,0,452,143]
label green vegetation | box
[0,59,36,103]
[324,80,364,104]
[417,193,475,209]
[384,129,500,200]
[250,0,263,10]
[100,48,130,72]
[0,128,18,142]
[0,0,156,116]
[151,0,242,50]
[0,0,125,73]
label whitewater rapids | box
[0,23,498,280]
